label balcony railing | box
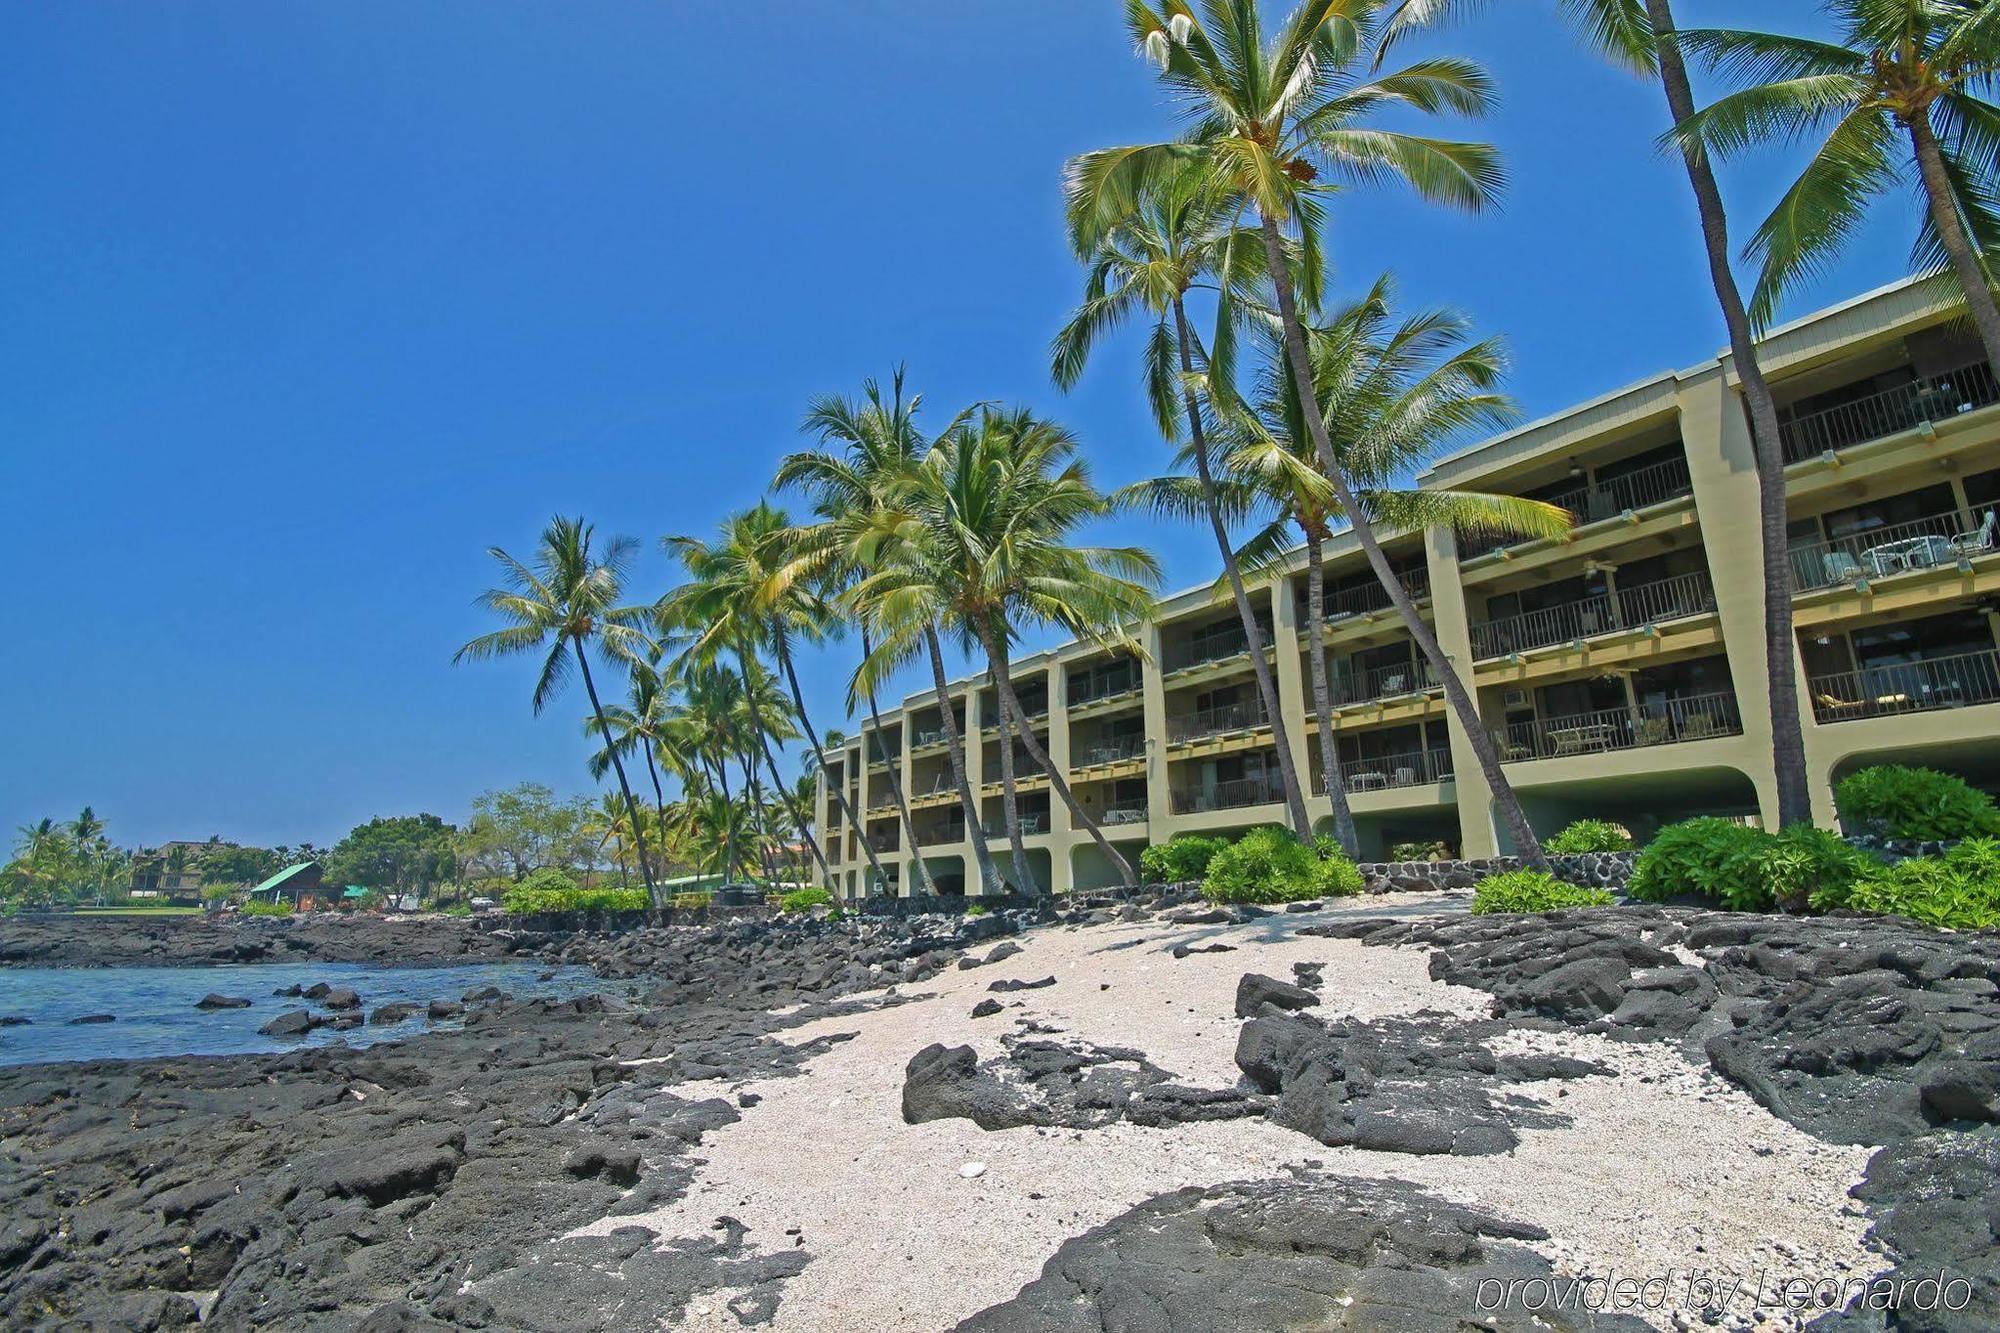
[1496,691,1743,762]
[1808,649,2000,724]
[1073,735,1146,768]
[1315,746,1453,794]
[1790,509,1997,591]
[1163,618,1274,673]
[981,754,1040,784]
[983,814,1048,837]
[1329,657,1437,707]
[983,703,1048,731]
[1171,776,1285,815]
[865,833,899,853]
[1297,571,1432,625]
[1461,455,1695,559]
[1101,803,1149,826]
[1471,570,1717,659]
[911,723,960,750]
[1780,362,2000,464]
[1166,698,1270,744]
[917,823,966,847]
[1069,668,1142,706]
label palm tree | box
[585,656,675,834]
[1053,158,1317,839]
[1076,1,1553,866]
[662,505,853,890]
[661,656,749,881]
[772,366,944,892]
[854,407,1162,891]
[1130,278,1569,855]
[779,371,993,893]
[454,515,661,900]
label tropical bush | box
[1202,827,1361,904]
[1544,819,1633,854]
[1834,765,2000,843]
[1627,817,1775,911]
[1388,839,1451,862]
[1827,839,2000,930]
[1471,869,1614,915]
[780,887,835,913]
[1761,823,1880,913]
[965,902,989,917]
[503,868,647,914]
[241,899,292,916]
[1141,834,1229,884]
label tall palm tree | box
[780,373,997,893]
[1076,1,1552,866]
[662,504,855,891]
[853,407,1162,891]
[585,656,675,834]
[660,660,752,881]
[1053,159,1316,839]
[779,371,944,895]
[1379,1,1859,832]
[454,515,661,899]
[1130,278,1570,855]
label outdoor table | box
[1549,724,1616,755]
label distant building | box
[130,841,227,900]
[247,862,325,910]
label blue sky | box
[2,2,1916,849]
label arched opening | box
[1070,833,1149,893]
[1493,765,1763,852]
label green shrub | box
[504,869,648,914]
[780,887,834,913]
[670,891,714,912]
[1141,835,1229,884]
[1388,839,1451,862]
[1545,819,1634,854]
[1202,827,1360,904]
[441,901,472,918]
[965,902,989,917]
[241,899,292,916]
[1835,765,2000,843]
[1763,823,1879,913]
[1832,838,2000,930]
[1628,817,1776,911]
[1471,869,1614,915]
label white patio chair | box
[1951,509,1997,556]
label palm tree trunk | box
[927,625,1003,893]
[754,726,832,883]
[1304,533,1359,857]
[1908,111,2000,375]
[1256,212,1549,869]
[707,751,741,881]
[737,751,769,884]
[985,655,1036,892]
[1647,0,1812,829]
[574,640,661,900]
[773,637,886,892]
[861,626,935,895]
[980,622,1139,891]
[1170,295,1315,840]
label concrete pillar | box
[1043,663,1073,894]
[1143,621,1174,834]
[1269,569,1318,816]
[961,687,987,894]
[1425,524,1499,857]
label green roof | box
[342,886,369,900]
[248,862,316,897]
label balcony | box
[1070,667,1142,706]
[1790,510,1998,592]
[1496,691,1743,762]
[1297,570,1432,625]
[983,706,1048,733]
[1461,455,1695,560]
[1781,362,2000,464]
[1808,649,2000,723]
[865,832,899,854]
[1072,735,1146,768]
[1170,776,1285,815]
[1316,747,1453,794]
[1166,699,1270,745]
[1163,618,1274,674]
[910,723,959,751]
[981,754,1041,784]
[1328,657,1437,707]
[1471,570,1717,660]
[917,823,966,847]
[1100,802,1149,827]
[982,814,1048,837]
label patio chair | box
[1814,690,1867,721]
[1821,550,1865,584]
[1951,509,1997,556]
[1391,765,1416,787]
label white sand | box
[579,900,1882,1332]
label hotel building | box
[815,277,2000,897]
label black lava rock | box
[195,994,252,1010]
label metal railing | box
[1329,657,1437,707]
[1166,698,1270,744]
[1471,570,1716,659]
[1297,571,1432,625]
[1461,454,1695,559]
[1496,691,1743,762]
[982,814,1048,837]
[917,823,966,847]
[981,753,1041,784]
[1069,667,1142,706]
[1315,747,1453,794]
[911,724,959,750]
[1163,618,1274,673]
[983,701,1048,731]
[1101,803,1149,826]
[1780,362,2000,464]
[1790,509,1996,591]
[1170,776,1285,815]
[1808,649,2000,723]
[1072,735,1146,767]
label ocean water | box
[0,960,606,1068]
